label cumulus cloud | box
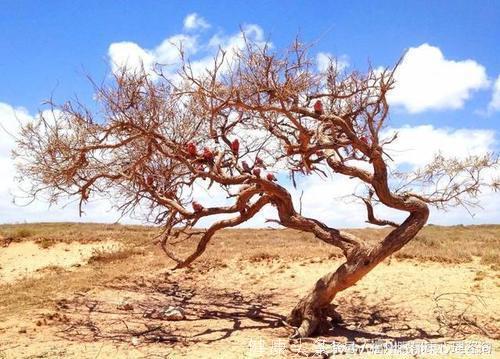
[280,124,499,229]
[207,24,265,53]
[183,13,210,31]
[382,125,496,168]
[388,44,489,113]
[108,22,266,80]
[381,124,499,224]
[488,75,500,112]
[0,103,134,224]
[3,18,499,228]
[108,42,155,75]
[108,13,211,76]
[290,173,382,228]
[1,110,498,227]
[0,103,31,153]
[316,52,349,73]
[108,34,198,77]
[187,24,268,77]
[154,34,198,64]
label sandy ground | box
[0,242,498,358]
[0,241,121,283]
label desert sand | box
[0,224,498,358]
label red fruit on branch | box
[146,175,154,186]
[266,173,277,181]
[285,145,294,156]
[203,147,214,162]
[231,139,240,155]
[186,142,197,157]
[316,150,325,158]
[255,157,264,167]
[314,100,323,115]
[360,136,369,145]
[241,161,251,173]
[192,201,204,212]
[252,168,261,177]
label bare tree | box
[14,39,498,337]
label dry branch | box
[14,36,498,338]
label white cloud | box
[107,22,267,81]
[3,19,499,228]
[1,113,497,227]
[1,114,498,227]
[0,103,136,224]
[290,172,381,228]
[488,75,500,112]
[381,124,499,224]
[316,52,349,73]
[108,34,198,77]
[272,124,499,229]
[388,44,489,113]
[154,34,198,64]
[108,42,155,75]
[0,103,31,153]
[207,24,266,51]
[429,191,500,225]
[382,125,496,168]
[183,13,210,31]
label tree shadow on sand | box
[51,276,286,346]
[328,293,443,342]
[48,278,485,352]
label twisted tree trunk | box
[287,208,429,338]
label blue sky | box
[2,1,499,120]
[0,1,499,225]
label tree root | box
[287,303,343,338]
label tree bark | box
[287,207,429,338]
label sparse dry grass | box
[1,223,498,264]
[481,252,500,271]
[249,252,280,263]
[474,270,487,281]
[397,225,500,265]
[0,223,499,357]
[0,227,34,244]
[0,223,498,321]
[0,247,163,319]
[88,247,146,264]
[0,222,157,248]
